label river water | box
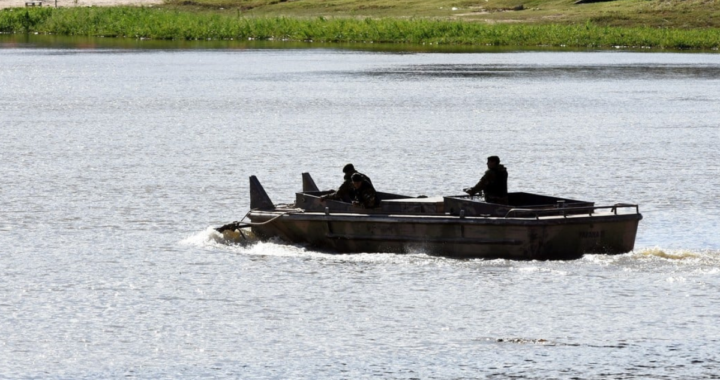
[2,39,720,378]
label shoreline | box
[3,33,719,54]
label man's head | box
[487,156,500,169]
[342,163,355,174]
[351,173,363,189]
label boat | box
[216,173,642,260]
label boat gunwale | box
[248,209,643,226]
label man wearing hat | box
[464,156,509,204]
[320,163,372,203]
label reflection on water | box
[1,46,719,378]
[368,64,720,79]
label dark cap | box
[487,156,500,164]
[342,163,355,174]
[351,173,364,183]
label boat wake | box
[180,226,259,249]
[634,247,710,260]
[180,227,720,269]
[618,247,720,262]
[581,246,720,275]
[179,226,457,265]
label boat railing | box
[503,203,640,219]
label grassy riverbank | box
[1,6,719,50]
[164,0,720,29]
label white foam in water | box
[178,226,461,266]
[581,247,720,277]
[513,266,569,276]
[633,246,712,261]
[179,226,233,248]
[237,239,443,265]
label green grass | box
[161,0,720,29]
[1,6,719,50]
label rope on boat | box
[240,212,288,226]
[215,210,291,233]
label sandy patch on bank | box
[0,0,161,8]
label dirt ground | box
[0,0,161,8]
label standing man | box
[464,156,509,204]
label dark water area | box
[1,42,719,378]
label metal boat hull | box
[248,211,642,260]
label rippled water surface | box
[1,44,720,378]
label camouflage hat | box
[342,163,355,174]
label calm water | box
[2,42,720,378]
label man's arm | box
[321,181,352,201]
[465,170,495,195]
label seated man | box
[320,163,372,203]
[351,173,379,209]
[464,155,509,205]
